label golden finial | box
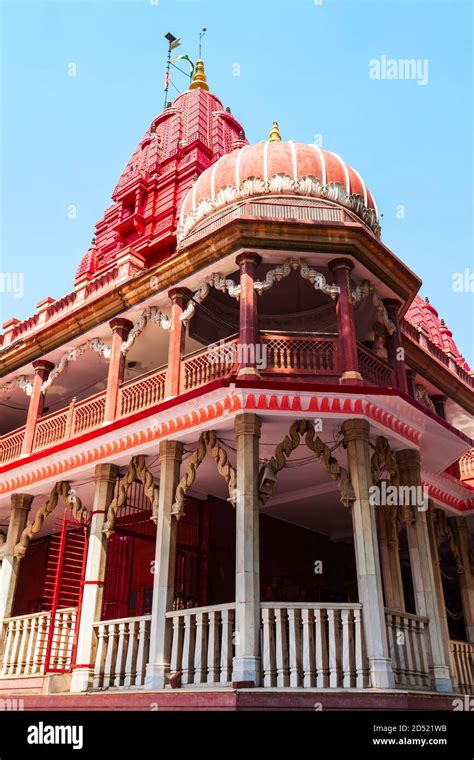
[268,121,281,142]
[189,59,209,91]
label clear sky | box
[0,0,472,363]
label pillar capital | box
[342,418,370,443]
[328,257,354,273]
[395,448,420,472]
[235,413,262,437]
[94,463,119,483]
[382,298,402,314]
[158,439,184,461]
[10,493,34,513]
[235,251,262,268]
[109,317,133,339]
[168,286,192,305]
[32,359,54,377]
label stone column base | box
[432,667,453,693]
[237,367,261,379]
[144,664,168,691]
[231,656,261,686]
[368,657,396,689]
[70,668,93,693]
[340,371,363,385]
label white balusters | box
[206,611,219,684]
[261,607,276,687]
[314,607,329,688]
[449,640,474,694]
[260,604,365,690]
[288,607,302,687]
[327,608,341,687]
[385,609,432,689]
[91,615,151,690]
[1,611,54,677]
[166,604,235,687]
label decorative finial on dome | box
[424,296,430,304]
[269,121,281,142]
[189,59,209,91]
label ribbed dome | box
[178,140,380,241]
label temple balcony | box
[0,334,439,466]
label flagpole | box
[164,32,180,108]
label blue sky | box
[0,0,472,362]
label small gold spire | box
[189,59,209,91]
[268,121,281,142]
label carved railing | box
[92,615,151,689]
[33,392,106,451]
[33,408,69,451]
[402,321,473,388]
[385,609,432,689]
[261,603,368,688]
[182,338,238,392]
[357,345,393,387]
[262,333,339,375]
[119,368,166,417]
[0,426,25,465]
[1,608,76,676]
[459,449,474,481]
[166,604,235,686]
[449,640,474,694]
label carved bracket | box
[103,455,160,536]
[415,384,436,413]
[172,431,237,518]
[370,436,414,543]
[352,280,396,335]
[433,508,464,574]
[14,482,89,558]
[259,419,354,508]
[120,306,171,356]
[180,273,241,326]
[41,338,112,394]
[254,257,340,300]
[0,375,34,398]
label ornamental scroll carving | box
[433,508,464,574]
[352,281,396,335]
[177,175,382,242]
[253,257,340,300]
[259,420,355,508]
[103,455,160,537]
[370,436,413,547]
[415,384,436,413]
[14,482,89,558]
[0,375,34,398]
[180,273,241,326]
[172,431,237,519]
[120,306,171,356]
[41,338,112,394]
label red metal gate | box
[41,510,89,673]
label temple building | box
[0,61,472,710]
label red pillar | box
[328,258,362,385]
[383,299,409,394]
[165,288,188,398]
[21,360,54,455]
[236,252,262,378]
[104,318,133,422]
